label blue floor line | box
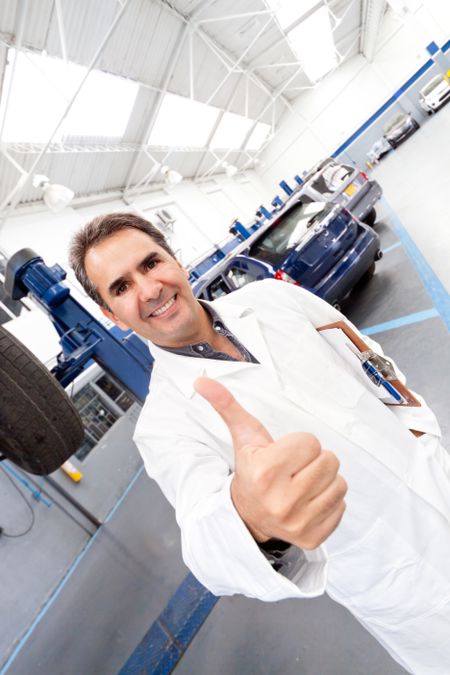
[361,307,440,336]
[382,241,402,255]
[105,465,145,523]
[0,464,145,675]
[381,198,450,332]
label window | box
[245,122,271,151]
[210,111,254,148]
[309,163,354,196]
[72,385,119,461]
[248,202,325,266]
[0,49,138,142]
[148,92,220,147]
[71,371,137,461]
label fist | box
[194,377,347,550]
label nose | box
[136,273,163,303]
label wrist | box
[230,477,270,543]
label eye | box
[115,281,129,296]
[145,257,158,270]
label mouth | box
[149,294,177,319]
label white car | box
[419,74,450,114]
[367,137,392,163]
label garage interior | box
[0,1,449,674]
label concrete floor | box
[2,111,450,674]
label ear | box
[100,306,130,332]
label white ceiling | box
[0,0,385,213]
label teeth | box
[152,296,176,317]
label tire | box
[0,326,84,475]
[361,261,376,284]
[362,207,377,228]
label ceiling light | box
[225,164,238,177]
[160,165,183,185]
[32,174,74,212]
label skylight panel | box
[64,69,139,137]
[0,50,68,143]
[287,7,337,82]
[209,111,254,149]
[0,49,138,143]
[148,93,220,147]
[265,0,319,30]
[245,122,271,151]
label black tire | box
[0,326,84,475]
[362,207,377,228]
[361,261,376,284]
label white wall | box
[256,1,450,192]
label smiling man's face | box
[84,227,210,347]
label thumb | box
[194,377,273,450]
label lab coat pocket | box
[282,324,365,410]
[326,517,449,627]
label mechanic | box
[69,212,450,674]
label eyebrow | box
[107,252,159,296]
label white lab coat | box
[134,279,450,674]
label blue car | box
[192,199,382,309]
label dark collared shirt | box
[159,301,259,364]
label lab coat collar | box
[148,298,280,398]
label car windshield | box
[384,114,406,132]
[421,76,443,96]
[310,162,354,195]
[248,201,326,266]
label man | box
[70,212,450,674]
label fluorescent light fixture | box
[287,6,337,82]
[148,93,220,147]
[209,111,254,148]
[0,49,138,143]
[265,0,319,30]
[245,122,271,151]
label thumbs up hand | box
[194,377,347,550]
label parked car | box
[383,112,420,148]
[298,157,382,227]
[419,74,450,114]
[367,136,393,163]
[192,199,382,310]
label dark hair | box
[69,212,175,309]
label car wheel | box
[0,325,84,475]
[362,207,377,228]
[360,262,376,284]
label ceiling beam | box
[361,0,386,62]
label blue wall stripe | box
[382,241,402,255]
[361,308,439,336]
[332,57,434,157]
[382,199,450,332]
